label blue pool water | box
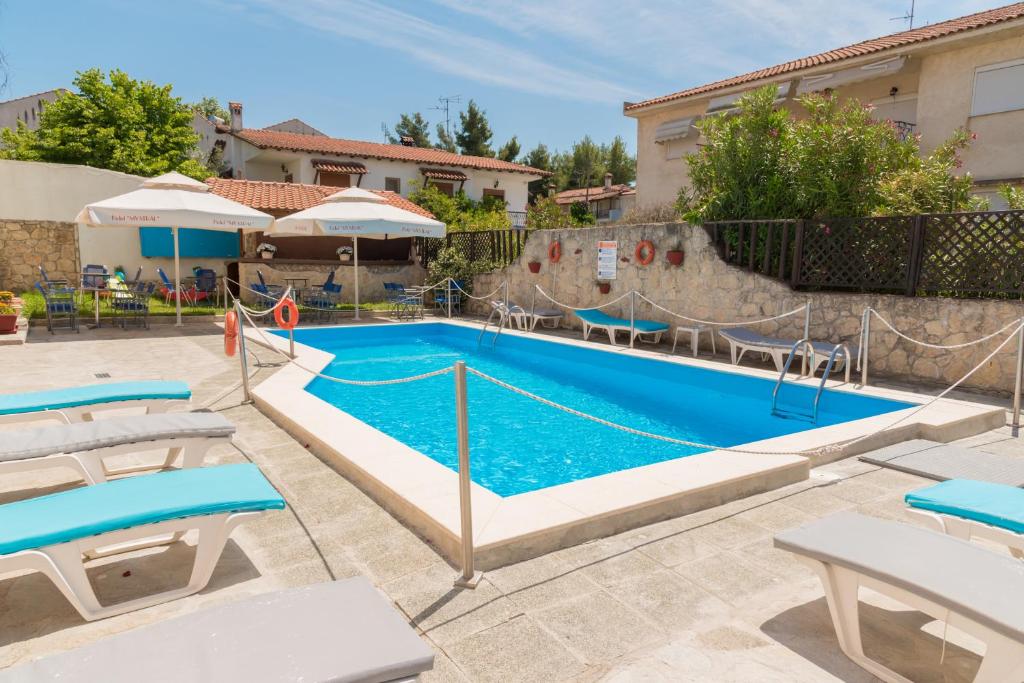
[276,323,912,497]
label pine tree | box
[497,135,521,162]
[604,135,635,184]
[385,112,431,147]
[568,136,605,190]
[434,123,457,153]
[522,143,553,201]
[454,100,494,157]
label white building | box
[0,89,65,131]
[222,102,548,226]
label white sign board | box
[597,240,617,280]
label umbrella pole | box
[353,237,360,321]
[173,226,183,327]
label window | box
[318,171,351,188]
[664,139,687,160]
[385,177,401,193]
[482,188,505,201]
[972,59,1024,116]
[431,181,454,196]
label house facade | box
[0,89,65,132]
[553,173,636,222]
[625,3,1024,210]
[222,103,547,227]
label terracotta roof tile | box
[554,184,636,204]
[420,168,469,182]
[233,128,551,176]
[312,159,367,174]
[626,2,1024,112]
[205,178,435,218]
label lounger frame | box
[0,397,189,427]
[580,319,666,346]
[907,507,1024,559]
[720,329,848,375]
[0,511,259,621]
[795,555,1024,683]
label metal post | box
[503,280,509,309]
[447,277,452,319]
[235,299,253,404]
[353,237,360,321]
[801,301,811,376]
[860,308,870,387]
[530,286,537,326]
[453,361,482,588]
[629,290,636,349]
[1012,318,1024,436]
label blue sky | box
[0,0,998,156]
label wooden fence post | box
[906,215,925,296]
[790,219,805,288]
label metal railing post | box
[503,280,509,309]
[860,308,870,387]
[453,360,482,588]
[235,299,253,404]
[447,278,453,319]
[1013,318,1024,436]
[629,290,636,349]
[801,301,811,376]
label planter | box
[666,249,685,267]
[0,314,18,335]
[339,254,352,262]
[260,251,274,260]
[597,282,611,295]
[528,261,542,274]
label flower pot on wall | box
[598,282,611,294]
[339,254,352,262]
[666,249,685,267]
[260,251,274,260]
[528,261,542,273]
[0,314,17,335]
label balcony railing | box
[893,120,916,142]
[508,211,527,229]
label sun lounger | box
[0,463,284,621]
[0,412,234,484]
[719,327,854,374]
[0,577,434,682]
[0,380,191,425]
[905,479,1024,559]
[575,308,669,346]
[775,512,1024,683]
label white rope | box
[868,308,1021,350]
[534,284,634,311]
[450,280,506,301]
[637,294,807,328]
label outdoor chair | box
[156,267,192,306]
[905,479,1024,559]
[124,266,143,286]
[433,280,465,315]
[305,272,342,322]
[38,264,69,288]
[34,282,79,334]
[79,264,108,306]
[0,379,191,426]
[575,308,668,346]
[193,268,217,305]
[111,281,156,329]
[251,270,284,310]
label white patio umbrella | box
[269,187,446,320]
[75,172,274,326]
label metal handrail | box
[771,337,815,417]
[477,301,509,347]
[811,343,851,422]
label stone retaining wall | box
[473,222,1024,395]
[0,220,79,292]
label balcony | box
[508,211,527,229]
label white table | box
[671,324,717,357]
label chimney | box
[228,102,243,132]
[603,172,613,190]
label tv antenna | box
[891,0,915,29]
[430,95,461,139]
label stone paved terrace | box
[0,320,1020,682]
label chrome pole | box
[503,280,509,309]
[235,299,253,404]
[447,277,452,319]
[629,290,636,349]
[860,308,870,387]
[801,301,811,376]
[453,361,481,588]
[530,286,537,327]
[353,237,360,321]
[1012,318,1024,436]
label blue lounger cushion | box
[0,464,285,555]
[0,381,191,415]
[576,309,668,332]
[905,479,1024,535]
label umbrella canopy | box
[270,187,445,319]
[76,172,274,325]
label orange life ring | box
[548,241,562,263]
[224,310,239,357]
[635,240,655,266]
[274,297,300,330]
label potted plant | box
[666,246,685,267]
[528,260,542,273]
[337,245,354,262]
[597,281,611,294]
[0,291,17,316]
[256,243,277,260]
[0,304,17,334]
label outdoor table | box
[399,286,427,320]
[78,273,108,328]
[284,278,308,303]
[671,324,717,357]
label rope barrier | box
[637,294,808,328]
[534,285,634,311]
[866,308,1021,350]
[450,280,507,301]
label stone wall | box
[0,220,79,292]
[239,259,426,305]
[473,222,1024,395]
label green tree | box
[497,135,521,162]
[522,143,554,201]
[192,96,229,123]
[603,135,635,185]
[567,136,605,190]
[434,124,457,153]
[386,112,431,147]
[1,68,205,180]
[455,100,494,157]
[569,200,596,225]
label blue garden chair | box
[111,281,156,329]
[156,267,193,306]
[34,282,79,334]
[251,270,283,310]
[433,280,465,315]
[306,275,343,322]
[38,265,70,289]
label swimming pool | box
[275,323,912,497]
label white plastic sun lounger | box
[503,302,564,331]
[0,463,285,621]
[719,327,854,374]
[775,512,1024,683]
[905,479,1024,559]
[576,308,669,346]
[0,380,191,426]
[0,412,234,484]
[0,578,434,683]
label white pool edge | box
[246,319,1005,569]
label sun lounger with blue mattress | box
[905,479,1024,559]
[0,463,284,621]
[0,412,234,484]
[0,380,191,425]
[575,309,669,346]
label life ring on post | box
[274,297,300,330]
[635,240,655,266]
[548,241,562,263]
[223,310,239,357]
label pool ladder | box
[477,301,510,348]
[770,339,851,423]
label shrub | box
[408,182,510,232]
[569,201,596,225]
[874,129,986,215]
[426,246,495,290]
[999,184,1024,210]
[527,196,578,230]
